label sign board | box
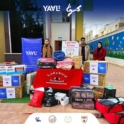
[22,38,42,73]
[62,41,79,57]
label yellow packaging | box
[72,56,82,69]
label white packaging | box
[6,65,26,75]
[0,66,6,75]
[60,97,69,106]
[55,92,66,101]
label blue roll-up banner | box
[22,38,42,73]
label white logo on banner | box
[3,76,12,87]
[90,62,98,73]
[43,5,60,11]
[25,51,37,56]
[90,74,98,85]
[62,41,79,57]
[6,88,15,98]
[24,113,100,124]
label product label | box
[3,76,12,86]
[0,88,7,98]
[90,62,98,73]
[11,76,20,86]
[90,74,98,85]
[6,88,15,98]
[98,63,107,74]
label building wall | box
[51,22,70,51]
[98,18,124,37]
[85,30,93,42]
[72,29,75,41]
[0,11,6,62]
[98,28,104,37]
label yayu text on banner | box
[43,4,82,17]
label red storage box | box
[103,113,124,124]
[96,99,124,113]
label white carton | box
[0,66,6,75]
[60,97,69,106]
[6,65,26,75]
[55,92,66,101]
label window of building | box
[51,12,70,22]
[9,0,44,53]
[115,24,118,30]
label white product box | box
[6,65,26,75]
[55,92,66,101]
[60,97,69,106]
[0,66,6,75]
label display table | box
[33,69,83,90]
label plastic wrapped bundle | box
[56,58,74,70]
[37,58,56,68]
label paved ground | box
[0,64,124,124]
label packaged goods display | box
[84,61,108,74]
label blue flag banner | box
[22,38,42,73]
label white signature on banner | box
[66,4,82,17]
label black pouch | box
[43,92,58,107]
[103,88,116,99]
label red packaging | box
[96,99,124,113]
[103,113,124,124]
[28,90,44,108]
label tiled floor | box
[0,64,124,124]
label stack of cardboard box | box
[0,64,26,99]
[83,61,108,99]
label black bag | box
[43,92,58,107]
[103,87,116,99]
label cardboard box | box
[6,65,26,75]
[0,82,25,99]
[84,61,108,74]
[72,56,82,69]
[0,76,3,87]
[83,73,106,87]
[0,74,24,87]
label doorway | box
[54,40,65,51]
